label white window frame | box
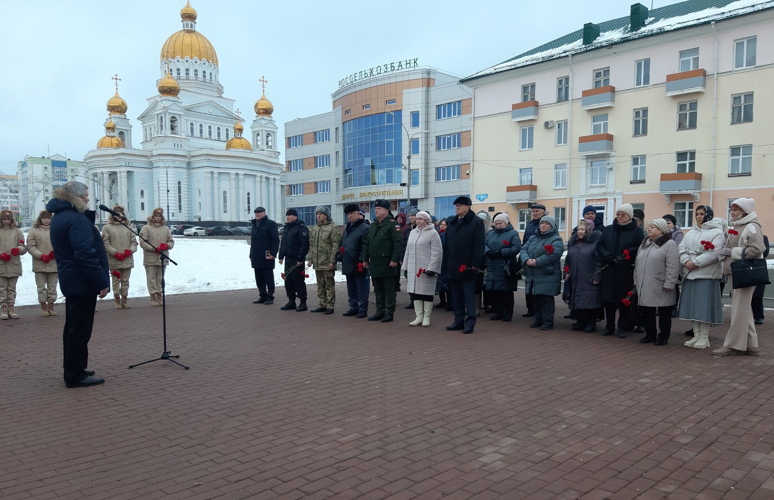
[314,155,331,168]
[591,114,608,135]
[731,93,753,124]
[589,159,607,187]
[677,101,698,130]
[631,155,646,183]
[633,108,648,136]
[315,129,330,143]
[520,126,534,150]
[635,58,650,87]
[553,207,566,231]
[288,135,303,148]
[729,145,753,175]
[363,104,371,110]
[556,120,568,146]
[674,201,694,227]
[436,133,461,151]
[521,83,535,102]
[437,101,462,120]
[289,159,303,172]
[593,67,610,88]
[679,48,699,72]
[519,167,533,186]
[557,76,569,102]
[386,99,396,105]
[734,37,757,69]
[517,209,530,231]
[553,163,567,189]
[289,184,304,196]
[316,181,331,193]
[676,151,696,173]
[435,165,460,182]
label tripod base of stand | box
[129,351,189,370]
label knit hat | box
[633,208,645,221]
[649,218,669,235]
[409,208,419,216]
[494,213,510,224]
[540,215,556,229]
[616,203,633,218]
[662,214,677,225]
[477,211,489,221]
[453,196,472,206]
[582,205,597,217]
[254,206,266,213]
[315,205,331,218]
[731,197,755,215]
[415,211,432,223]
[343,203,359,214]
[374,199,390,210]
[286,208,298,217]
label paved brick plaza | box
[2,283,774,499]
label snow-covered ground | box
[14,238,345,307]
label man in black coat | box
[522,204,546,318]
[249,207,280,305]
[339,203,371,318]
[46,181,110,389]
[278,209,310,312]
[573,205,605,234]
[444,196,486,334]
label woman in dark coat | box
[484,213,521,321]
[598,204,646,338]
[752,235,769,325]
[520,215,564,330]
[565,219,603,332]
[436,219,452,310]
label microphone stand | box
[102,213,188,370]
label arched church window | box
[223,191,228,213]
[176,68,180,77]
[140,190,145,199]
[189,122,194,136]
[208,125,212,139]
[202,71,206,80]
[225,128,230,140]
[247,192,251,213]
[255,132,261,148]
[159,116,164,132]
[185,68,190,77]
[118,131,126,142]
[177,181,182,212]
[199,124,203,137]
[210,73,213,82]
[170,116,178,135]
[267,133,273,149]
[194,69,198,78]
[217,127,221,140]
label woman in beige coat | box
[401,211,442,327]
[713,198,766,356]
[633,219,680,345]
[102,205,138,309]
[27,210,59,316]
[0,209,27,319]
[139,207,174,306]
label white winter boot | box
[422,301,433,327]
[410,301,424,326]
[684,335,699,347]
[693,332,711,349]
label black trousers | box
[533,295,555,327]
[604,301,631,333]
[752,297,765,321]
[62,294,98,383]
[493,290,514,318]
[284,262,307,302]
[525,293,534,313]
[254,267,275,300]
[373,276,396,315]
[639,305,673,342]
[574,309,598,327]
[450,279,477,329]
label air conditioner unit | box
[543,120,555,129]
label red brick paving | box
[2,282,774,499]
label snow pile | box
[13,238,346,306]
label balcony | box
[666,69,706,96]
[582,86,615,110]
[506,184,537,204]
[660,172,702,202]
[578,133,614,156]
[511,101,539,122]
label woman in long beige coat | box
[27,210,59,316]
[102,205,138,309]
[0,209,27,319]
[139,207,174,306]
[401,211,442,327]
[714,198,766,356]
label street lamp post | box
[385,110,425,215]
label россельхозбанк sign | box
[339,59,419,89]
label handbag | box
[730,249,771,289]
[506,255,522,282]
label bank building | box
[83,2,283,225]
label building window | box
[679,48,699,72]
[141,202,145,211]
[217,127,221,140]
[199,124,203,137]
[345,110,351,115]
[553,163,567,189]
[335,127,339,143]
[194,69,198,78]
[410,138,420,155]
[520,126,534,150]
[363,104,371,110]
[247,192,251,212]
[225,128,230,140]
[289,159,303,172]
[517,209,530,231]
[553,207,566,231]
[177,181,182,212]
[556,120,567,146]
[176,68,181,77]
[290,184,304,196]
[335,151,339,167]
[519,167,533,186]
[592,114,608,135]
[729,145,752,175]
[437,101,462,120]
[677,101,697,130]
[435,195,469,220]
[386,99,396,105]
[589,159,607,187]
[557,77,569,102]
[140,189,144,199]
[435,165,460,182]
[676,151,696,173]
[316,181,331,193]
[521,83,535,102]
[189,122,194,136]
[633,108,648,136]
[255,132,261,148]
[288,135,303,148]
[267,133,272,148]
[436,133,461,151]
[208,125,213,139]
[635,58,650,87]
[315,129,330,143]
[593,67,610,88]
[222,190,228,213]
[342,110,404,188]
[315,155,330,168]
[411,170,419,186]
[734,37,756,69]
[731,93,753,124]
[631,155,646,183]
[185,68,189,77]
[674,202,694,227]
[411,111,420,128]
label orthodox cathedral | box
[83,1,283,225]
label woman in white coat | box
[402,211,442,327]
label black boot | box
[280,301,296,310]
[405,300,414,309]
[296,300,307,312]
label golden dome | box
[97,119,124,149]
[254,92,274,116]
[180,1,197,21]
[161,29,218,65]
[226,137,252,150]
[234,121,244,133]
[107,91,128,115]
[157,68,181,97]
[105,118,116,131]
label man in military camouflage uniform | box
[362,199,402,322]
[308,206,341,314]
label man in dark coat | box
[752,234,769,325]
[339,203,371,318]
[362,199,402,322]
[46,181,109,388]
[444,196,486,334]
[249,207,279,305]
[598,203,645,338]
[278,209,310,312]
[522,204,546,318]
[573,205,605,234]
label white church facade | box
[83,2,284,226]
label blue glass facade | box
[343,111,403,188]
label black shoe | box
[253,297,267,304]
[342,309,358,317]
[564,313,572,319]
[684,329,694,337]
[616,329,626,339]
[634,326,645,333]
[529,322,543,328]
[485,306,493,313]
[490,314,504,321]
[655,339,668,346]
[280,302,297,310]
[502,315,512,322]
[463,327,474,334]
[84,369,95,376]
[368,313,384,321]
[584,324,597,333]
[540,324,554,330]
[310,307,326,313]
[296,303,308,312]
[755,319,764,326]
[446,324,464,331]
[405,302,414,309]
[356,311,368,319]
[601,328,613,336]
[65,375,105,389]
[436,302,447,309]
[264,299,274,305]
[324,309,334,315]
[381,314,393,322]
[571,322,582,331]
[522,312,534,318]
[639,337,653,344]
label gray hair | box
[63,181,88,198]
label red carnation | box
[357,263,364,272]
[340,247,345,254]
[159,243,169,251]
[280,273,285,280]
[305,274,310,278]
[10,247,19,256]
[111,270,121,279]
[0,253,10,262]
[48,251,55,259]
[459,265,467,273]
[124,249,132,257]
[728,229,739,235]
[19,239,25,245]
[502,240,510,246]
[544,245,554,255]
[564,266,570,273]
[627,291,633,297]
[41,255,50,263]
[621,298,632,307]
[115,252,125,261]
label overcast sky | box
[0,0,682,174]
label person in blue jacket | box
[46,181,110,389]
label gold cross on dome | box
[112,74,121,91]
[259,76,268,92]
[235,108,241,119]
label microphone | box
[99,204,126,220]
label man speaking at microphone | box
[47,181,110,388]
